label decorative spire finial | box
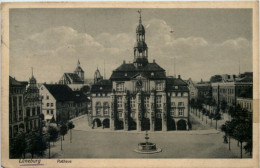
[138,9,142,24]
[31,67,34,77]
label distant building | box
[196,79,212,100]
[185,78,198,100]
[24,71,42,132]
[212,72,253,107]
[40,84,88,123]
[185,78,211,100]
[94,68,103,84]
[9,76,27,138]
[59,60,84,84]
[237,98,253,114]
[89,13,190,132]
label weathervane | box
[137,9,142,23]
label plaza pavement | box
[43,114,251,159]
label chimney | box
[153,59,155,63]
[123,60,126,64]
[178,75,181,79]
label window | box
[51,103,53,107]
[104,108,109,115]
[96,108,101,116]
[103,102,109,115]
[151,72,154,76]
[131,111,136,118]
[170,108,176,116]
[96,102,102,116]
[32,108,36,116]
[51,110,53,115]
[47,110,49,114]
[116,83,124,91]
[26,108,30,117]
[144,97,149,108]
[19,96,22,107]
[178,108,184,116]
[171,101,176,107]
[130,97,135,108]
[118,112,123,118]
[47,95,49,100]
[117,96,122,108]
[178,102,184,107]
[156,82,163,91]
[144,112,148,118]
[156,112,162,118]
[47,103,49,107]
[37,107,40,115]
[156,96,162,108]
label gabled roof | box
[110,62,166,80]
[64,73,83,83]
[91,80,112,93]
[74,66,84,73]
[44,84,74,101]
[9,76,28,87]
[166,77,189,92]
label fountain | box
[134,130,162,154]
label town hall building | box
[89,12,190,131]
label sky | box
[9,8,252,83]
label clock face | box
[136,80,143,88]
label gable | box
[131,73,148,80]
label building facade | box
[212,73,253,107]
[59,60,84,84]
[185,78,198,100]
[237,98,253,114]
[89,13,190,131]
[40,84,88,123]
[24,73,42,132]
[9,76,27,138]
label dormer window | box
[151,72,154,76]
[100,87,103,90]
[175,86,178,89]
[125,73,127,77]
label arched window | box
[96,102,102,116]
[103,102,110,116]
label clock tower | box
[134,10,148,68]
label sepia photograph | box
[1,2,259,168]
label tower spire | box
[134,10,148,68]
[138,9,142,24]
[31,67,34,77]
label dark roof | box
[166,77,189,92]
[73,91,89,102]
[91,80,112,93]
[236,75,253,83]
[110,63,166,80]
[44,84,74,101]
[9,76,28,87]
[64,73,83,83]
